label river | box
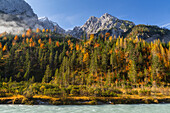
[0,104,169,113]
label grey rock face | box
[0,0,35,17]
[67,13,135,38]
[38,17,65,34]
[0,0,65,34]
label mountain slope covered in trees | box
[0,29,169,100]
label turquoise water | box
[0,104,169,113]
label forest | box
[0,27,169,100]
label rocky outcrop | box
[0,0,64,34]
[67,13,135,38]
[39,17,65,34]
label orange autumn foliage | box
[70,43,74,50]
[76,43,80,51]
[14,35,19,41]
[26,29,32,37]
[66,51,69,56]
[38,39,41,44]
[40,43,45,49]
[26,31,31,37]
[0,42,2,49]
[26,38,29,44]
[56,41,60,47]
[83,52,89,62]
[2,45,7,52]
[49,38,52,44]
[29,38,33,43]
[46,29,49,33]
[109,36,113,42]
[105,32,110,37]
[36,28,40,33]
[29,42,36,47]
[22,33,26,38]
[67,40,71,45]
[94,43,100,48]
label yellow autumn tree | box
[40,43,45,49]
[90,34,94,41]
[76,43,80,51]
[36,28,40,33]
[42,29,45,33]
[29,38,33,43]
[83,52,89,62]
[38,39,41,44]
[120,38,123,47]
[67,39,71,45]
[22,33,26,38]
[109,36,113,42]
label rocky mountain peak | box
[0,0,65,34]
[101,13,116,19]
[39,17,65,34]
[68,13,135,38]
[39,17,49,22]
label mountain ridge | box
[0,0,64,34]
[67,13,135,38]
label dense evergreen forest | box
[0,27,169,98]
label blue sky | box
[25,0,170,30]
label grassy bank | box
[0,95,170,105]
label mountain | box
[0,0,64,34]
[38,17,65,34]
[67,13,135,38]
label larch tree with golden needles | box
[2,45,7,52]
[36,28,40,33]
[14,35,19,41]
[0,42,2,49]
[42,29,45,33]
[56,41,60,47]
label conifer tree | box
[42,65,52,83]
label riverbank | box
[0,95,170,105]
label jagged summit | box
[101,13,117,19]
[68,13,135,38]
[38,17,49,21]
[39,17,65,34]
